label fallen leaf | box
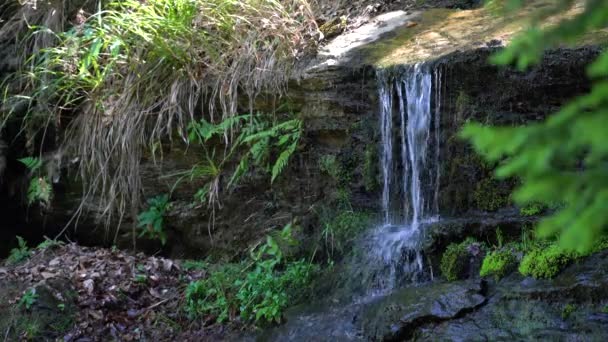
[83,279,95,295]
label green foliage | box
[440,238,479,281]
[520,202,544,216]
[462,0,608,253]
[320,210,372,260]
[480,249,517,280]
[182,115,302,213]
[602,305,608,314]
[319,155,341,181]
[232,117,302,185]
[473,178,510,211]
[36,238,64,251]
[518,244,576,279]
[185,224,318,325]
[18,289,38,310]
[137,194,171,245]
[561,304,576,320]
[18,157,42,171]
[7,236,31,265]
[3,0,318,223]
[18,157,53,206]
[185,262,243,323]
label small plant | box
[562,304,576,320]
[22,320,42,340]
[441,238,480,281]
[134,274,148,284]
[602,305,608,314]
[18,289,38,310]
[137,194,171,245]
[480,249,517,280]
[7,236,31,265]
[520,202,544,216]
[36,237,64,251]
[495,227,504,248]
[519,244,576,279]
[18,157,53,206]
[320,210,371,260]
[319,155,341,181]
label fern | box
[137,194,171,245]
[18,157,52,206]
[18,157,42,171]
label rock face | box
[361,280,486,341]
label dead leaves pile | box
[0,243,211,341]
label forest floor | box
[0,243,249,341]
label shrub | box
[480,249,517,280]
[518,244,576,279]
[440,238,479,281]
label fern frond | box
[18,157,42,171]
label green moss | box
[519,202,544,216]
[440,238,478,281]
[561,304,576,320]
[473,177,510,212]
[480,249,517,280]
[455,90,471,118]
[518,244,576,279]
[320,210,373,260]
[363,145,379,192]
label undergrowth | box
[1,0,319,227]
[185,224,318,325]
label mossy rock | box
[480,248,517,280]
[518,245,576,279]
[440,238,484,281]
[319,17,347,40]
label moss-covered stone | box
[479,249,517,280]
[518,244,576,279]
[440,238,482,281]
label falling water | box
[365,64,442,293]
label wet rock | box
[360,280,486,341]
[415,251,608,340]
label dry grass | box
[1,0,319,232]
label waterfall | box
[368,64,441,293]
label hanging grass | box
[1,0,319,227]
